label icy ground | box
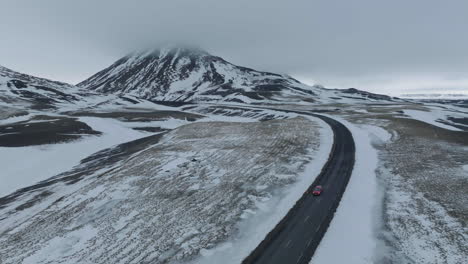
[0,113,328,264]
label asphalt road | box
[242,110,356,264]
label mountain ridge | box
[0,65,82,109]
[0,64,151,111]
[1,46,400,108]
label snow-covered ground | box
[1,100,465,264]
[403,109,460,131]
[0,117,147,197]
[0,112,33,125]
[403,106,468,132]
[376,115,468,263]
[382,172,467,264]
[463,164,468,171]
[0,101,206,198]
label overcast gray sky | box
[1,0,467,96]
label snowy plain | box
[0,113,328,264]
[0,103,262,198]
[0,117,148,197]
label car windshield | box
[314,186,321,191]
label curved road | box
[242,110,356,264]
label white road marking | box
[315,221,323,232]
[285,239,292,248]
[304,215,310,223]
[297,253,304,263]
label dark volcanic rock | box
[0,116,101,147]
[342,88,394,101]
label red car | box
[312,185,323,196]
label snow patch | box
[360,124,392,143]
[403,109,462,131]
[22,225,98,264]
[0,117,147,197]
[463,165,468,172]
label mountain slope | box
[0,65,158,112]
[78,47,320,103]
[0,65,82,110]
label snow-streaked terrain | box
[376,117,467,263]
[1,46,466,264]
[0,117,148,197]
[326,102,467,264]
[403,109,465,131]
[0,113,328,264]
[188,115,333,264]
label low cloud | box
[1,0,467,94]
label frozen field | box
[0,114,328,264]
[377,116,467,263]
[330,102,467,264]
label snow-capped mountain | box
[1,46,399,112]
[78,47,320,103]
